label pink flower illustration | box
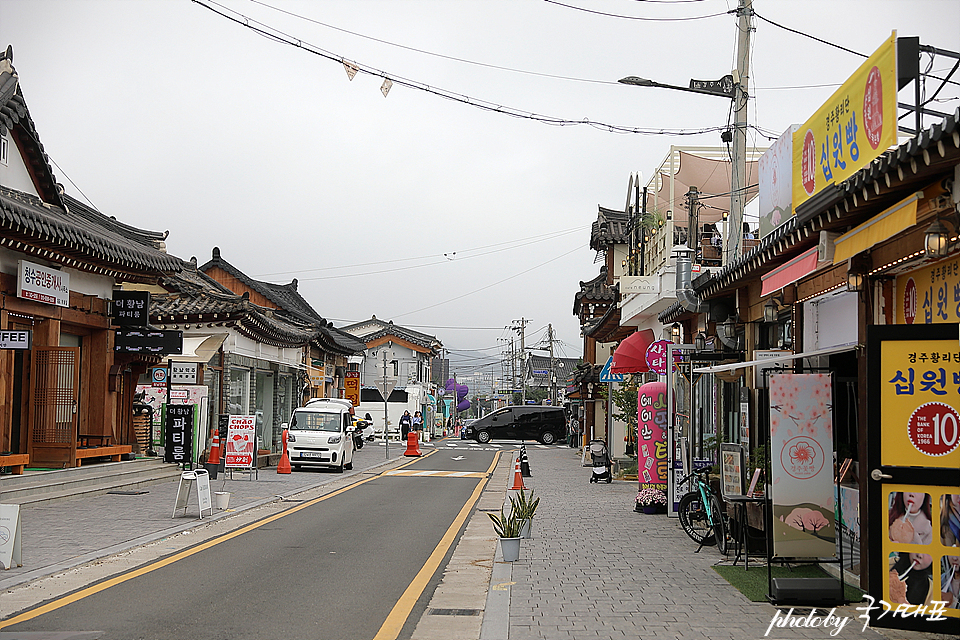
[789,440,817,465]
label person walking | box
[569,415,580,448]
[399,410,413,440]
[412,411,423,432]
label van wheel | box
[540,431,556,445]
[476,430,491,444]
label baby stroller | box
[589,439,612,483]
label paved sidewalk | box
[471,446,950,640]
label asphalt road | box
[3,446,500,640]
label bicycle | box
[676,466,728,555]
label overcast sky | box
[2,0,958,377]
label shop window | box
[228,368,250,415]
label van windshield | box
[291,411,341,432]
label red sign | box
[907,402,960,457]
[225,414,256,468]
[644,340,681,375]
[344,371,360,407]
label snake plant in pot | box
[510,489,539,538]
[488,505,524,561]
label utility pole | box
[687,186,700,252]
[382,348,389,459]
[548,323,555,406]
[511,318,529,405]
[725,0,753,265]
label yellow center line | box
[0,449,439,630]
[372,450,502,640]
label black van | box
[463,406,566,444]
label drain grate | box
[107,490,149,495]
[427,608,482,616]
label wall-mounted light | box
[924,218,954,259]
[671,323,681,342]
[763,293,785,323]
[694,332,707,352]
[846,254,871,292]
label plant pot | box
[520,518,533,539]
[214,491,231,509]
[499,536,521,562]
[642,505,658,514]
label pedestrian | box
[569,415,580,448]
[399,410,413,440]
[412,411,423,431]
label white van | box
[286,398,355,472]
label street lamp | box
[618,75,735,99]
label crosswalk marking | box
[383,469,488,478]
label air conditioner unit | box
[818,231,840,263]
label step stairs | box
[0,458,183,505]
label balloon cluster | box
[445,378,471,412]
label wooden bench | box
[78,434,113,448]
[0,453,30,475]
[75,445,132,465]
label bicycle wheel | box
[677,492,716,546]
[708,492,728,555]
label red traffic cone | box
[277,429,291,474]
[208,432,221,466]
[510,454,525,490]
[403,430,422,457]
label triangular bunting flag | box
[343,60,358,81]
[380,78,393,97]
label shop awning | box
[162,333,228,364]
[832,192,921,264]
[760,247,819,296]
[610,328,656,374]
[691,343,857,373]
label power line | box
[544,0,733,21]
[192,0,736,137]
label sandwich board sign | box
[173,469,212,519]
[0,504,23,569]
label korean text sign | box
[880,339,960,469]
[637,381,668,489]
[344,371,360,407]
[164,404,194,464]
[225,414,256,469]
[793,33,897,210]
[896,257,960,325]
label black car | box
[463,406,566,444]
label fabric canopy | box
[647,151,760,224]
[833,193,919,263]
[610,329,656,374]
[760,247,819,296]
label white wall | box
[0,131,41,196]
[802,290,858,351]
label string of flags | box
[343,59,392,97]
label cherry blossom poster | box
[769,373,837,559]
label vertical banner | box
[164,404,195,465]
[225,414,256,469]
[344,371,360,406]
[637,381,668,490]
[769,373,836,558]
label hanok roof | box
[590,207,631,251]
[199,247,324,324]
[341,316,441,352]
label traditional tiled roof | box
[573,267,615,316]
[198,247,324,324]
[590,207,631,251]
[0,187,183,281]
[340,316,441,352]
[526,355,582,387]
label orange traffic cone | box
[403,430,422,457]
[208,432,221,466]
[277,428,291,474]
[510,454,525,490]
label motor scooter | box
[352,420,368,450]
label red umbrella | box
[610,329,656,374]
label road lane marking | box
[382,469,487,478]
[372,451,501,640]
[0,449,439,630]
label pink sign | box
[645,340,681,375]
[637,381,668,489]
[225,414,256,468]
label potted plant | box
[511,489,539,539]
[636,487,667,514]
[488,505,524,561]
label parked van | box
[286,398,355,472]
[462,406,566,444]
